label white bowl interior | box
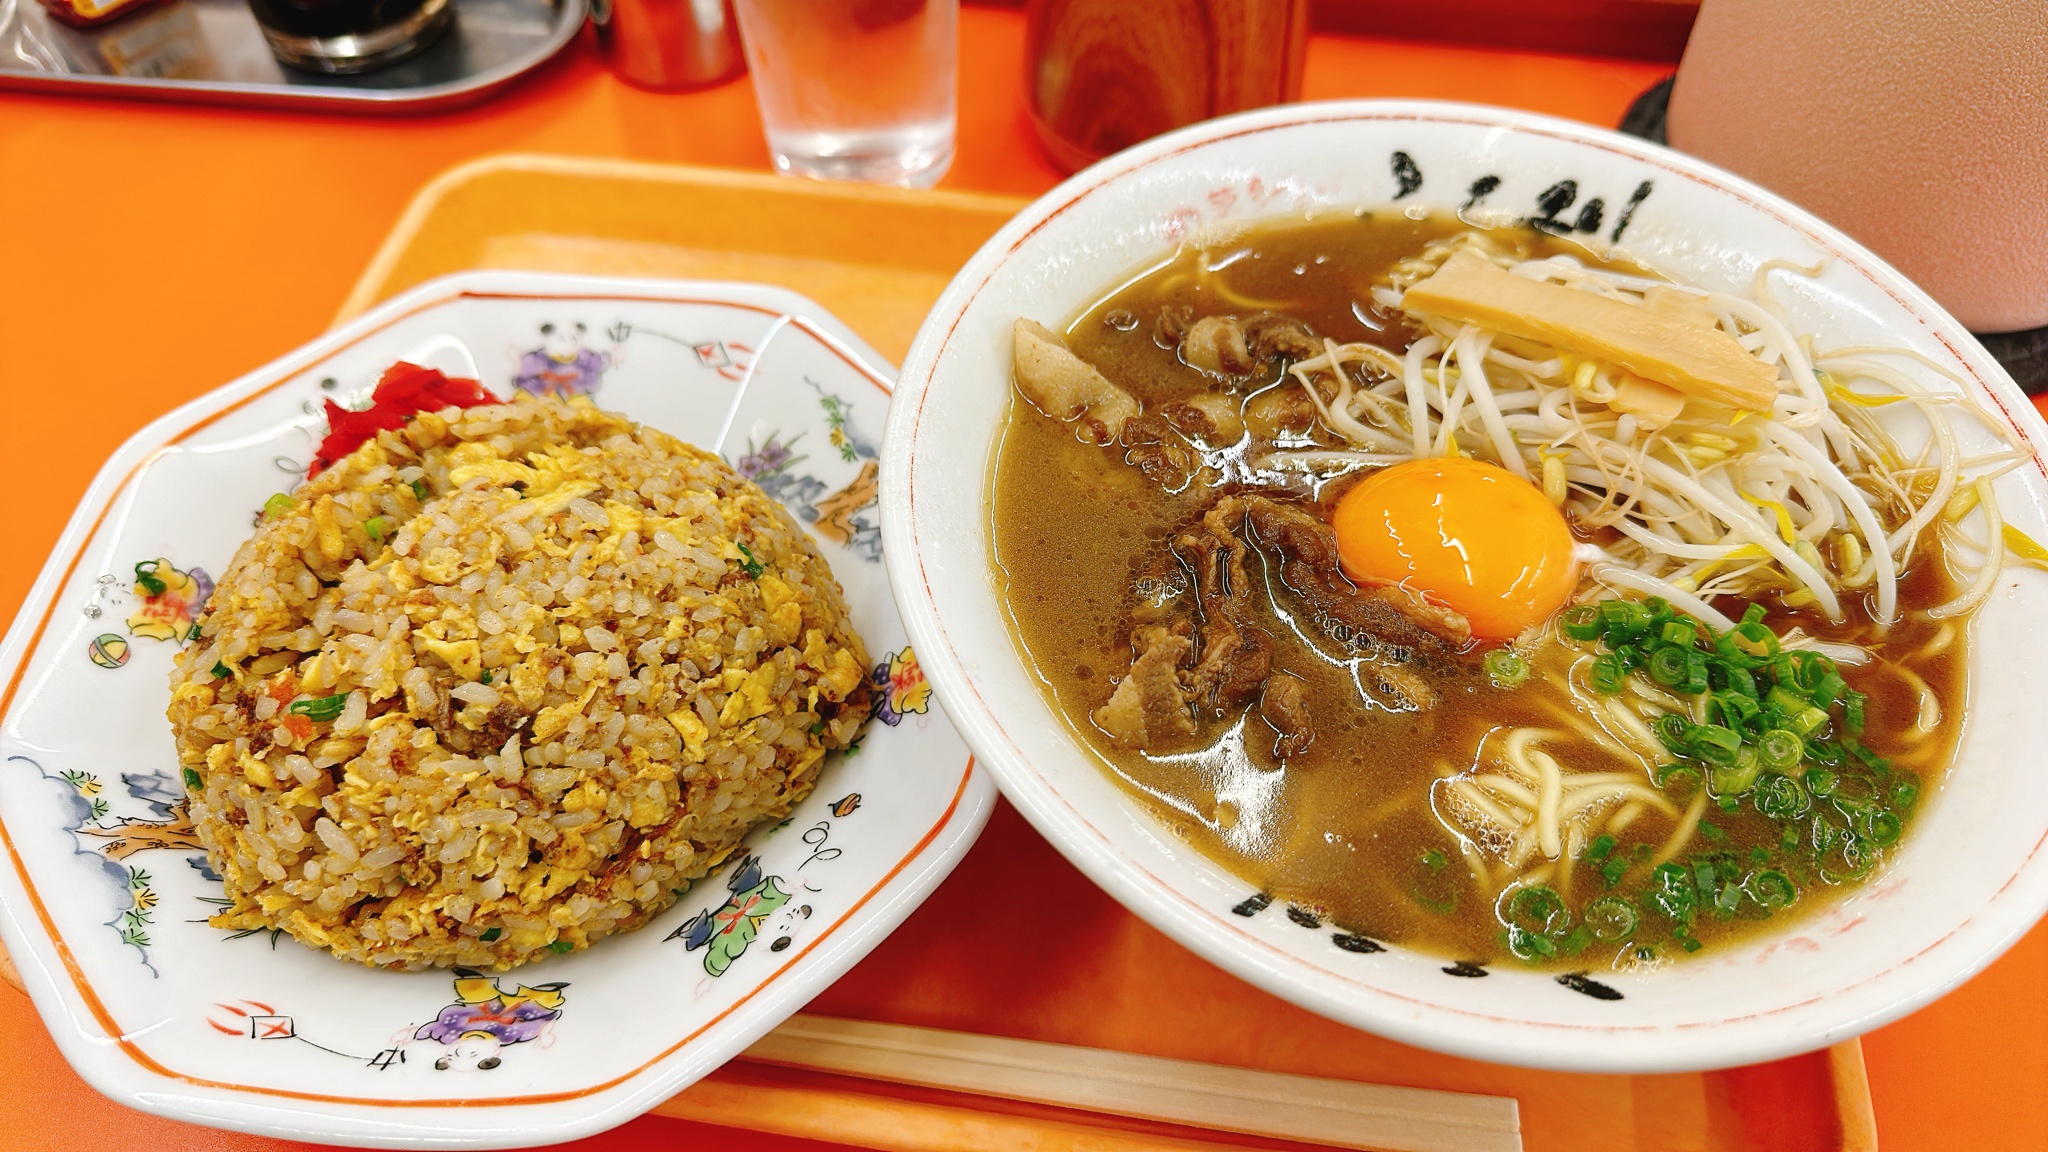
[885,101,2048,1071]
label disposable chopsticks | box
[679,1013,1523,1152]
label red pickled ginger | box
[310,362,494,477]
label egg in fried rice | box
[166,392,871,971]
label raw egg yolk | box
[1331,458,1580,641]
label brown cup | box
[1025,0,1309,173]
[594,0,746,91]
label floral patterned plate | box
[0,271,993,1147]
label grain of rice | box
[168,395,871,971]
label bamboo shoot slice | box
[1403,251,1780,410]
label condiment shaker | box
[594,0,745,90]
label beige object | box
[1402,249,1779,408]
[1666,0,2048,333]
[728,1014,1522,1152]
[1011,318,1140,442]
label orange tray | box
[331,153,1877,1152]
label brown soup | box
[989,210,1963,970]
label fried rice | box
[167,394,871,971]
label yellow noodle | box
[1653,790,1711,865]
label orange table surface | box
[1,9,2042,1151]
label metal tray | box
[0,0,583,112]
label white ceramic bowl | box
[882,99,2048,1073]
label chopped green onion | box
[1838,835,1874,874]
[1600,856,1630,888]
[1713,881,1743,918]
[1843,738,1890,773]
[1504,884,1569,935]
[1787,704,1831,738]
[1504,926,1557,962]
[410,478,431,502]
[479,927,502,942]
[1697,819,1727,843]
[1746,869,1797,910]
[1844,689,1867,734]
[1724,665,1759,699]
[1559,604,1601,641]
[479,669,493,684]
[211,661,231,680]
[181,767,202,789]
[1557,925,1594,956]
[1583,834,1617,864]
[1645,862,1696,921]
[288,693,349,722]
[1661,620,1697,648]
[1692,860,1719,904]
[1585,895,1639,941]
[1653,762,1701,793]
[1727,619,1780,659]
[1741,603,1767,627]
[1809,669,1847,708]
[1776,651,1842,702]
[1681,649,1711,694]
[1421,848,1447,872]
[1708,747,1762,796]
[1648,644,1690,687]
[1752,771,1810,820]
[735,541,766,579]
[1600,599,1651,642]
[363,515,390,543]
[1812,816,1842,853]
[1806,741,1845,768]
[1484,649,1530,688]
[1653,715,1691,751]
[549,939,575,954]
[1888,772,1922,815]
[1766,684,1811,715]
[261,493,299,521]
[1590,652,1628,695]
[1757,728,1804,772]
[1686,724,1744,767]
[1704,691,1759,731]
[1856,808,1903,846]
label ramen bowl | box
[880,99,2048,1073]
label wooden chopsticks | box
[655,1014,1522,1152]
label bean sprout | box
[1278,230,2035,624]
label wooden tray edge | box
[334,152,1034,325]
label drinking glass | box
[731,0,957,189]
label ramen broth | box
[989,211,1964,967]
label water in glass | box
[732,0,957,188]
